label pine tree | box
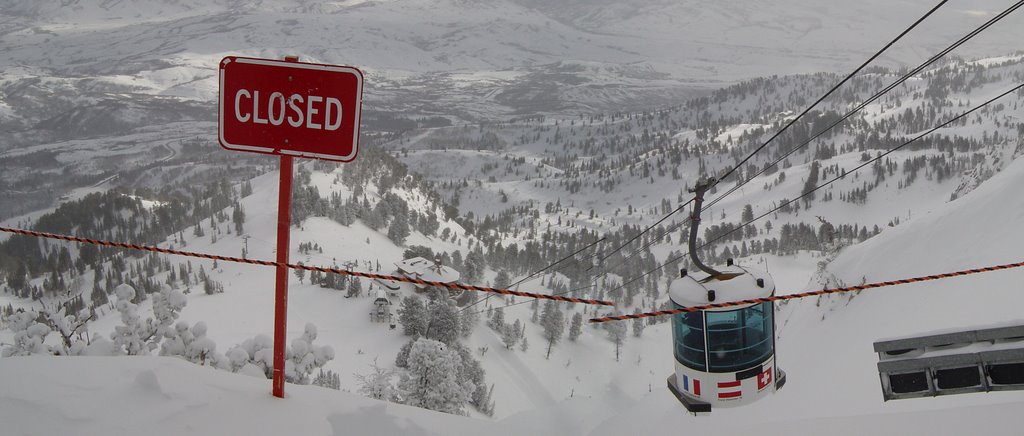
[501,323,519,350]
[398,296,428,337]
[313,369,341,390]
[232,204,246,235]
[395,337,416,368]
[632,311,646,337]
[489,306,505,331]
[493,270,511,290]
[606,320,627,361]
[540,301,565,359]
[398,338,474,415]
[387,212,411,245]
[459,302,479,339]
[427,300,460,346]
[294,262,306,284]
[568,312,583,341]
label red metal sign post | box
[272,153,293,398]
[218,55,363,398]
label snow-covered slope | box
[3,132,1023,435]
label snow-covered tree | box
[395,337,416,368]
[32,304,91,355]
[286,323,335,384]
[489,306,506,331]
[493,270,511,290]
[540,301,565,359]
[426,300,460,346]
[225,324,333,383]
[501,323,519,350]
[568,312,583,341]
[606,320,627,361]
[110,284,185,355]
[313,369,341,390]
[160,321,224,368]
[355,357,397,401]
[1,310,51,357]
[459,301,479,339]
[398,338,474,415]
[225,334,275,377]
[632,311,646,337]
[454,344,493,416]
[388,212,411,245]
[398,296,428,337]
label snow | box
[714,123,769,146]
[8,137,1024,434]
[396,257,462,284]
[2,2,1024,433]
[0,356,489,436]
[669,265,774,307]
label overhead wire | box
[585,0,1024,300]
[458,236,605,313]
[481,81,1024,316]
[479,0,958,317]
[593,81,1024,306]
[710,0,952,188]
[0,226,615,306]
[702,0,1024,214]
[589,259,1024,323]
[575,0,954,287]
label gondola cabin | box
[666,263,786,413]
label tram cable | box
[0,226,615,307]
[589,259,1024,323]
[457,236,605,313]
[479,82,1024,316]
[594,81,1024,304]
[589,0,1023,290]
[702,0,1024,214]
[711,0,951,189]
[579,0,952,279]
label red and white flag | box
[718,380,742,399]
[758,366,773,391]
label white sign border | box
[218,56,364,162]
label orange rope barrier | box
[0,226,614,307]
[589,260,1024,323]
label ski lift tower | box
[666,178,786,413]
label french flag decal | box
[718,380,742,399]
[682,374,702,397]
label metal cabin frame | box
[874,325,1024,401]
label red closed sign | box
[218,56,363,162]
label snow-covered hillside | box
[3,143,1024,435]
[3,1,1024,434]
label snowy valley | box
[2,1,1024,435]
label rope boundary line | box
[0,226,614,307]
[589,260,1024,323]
